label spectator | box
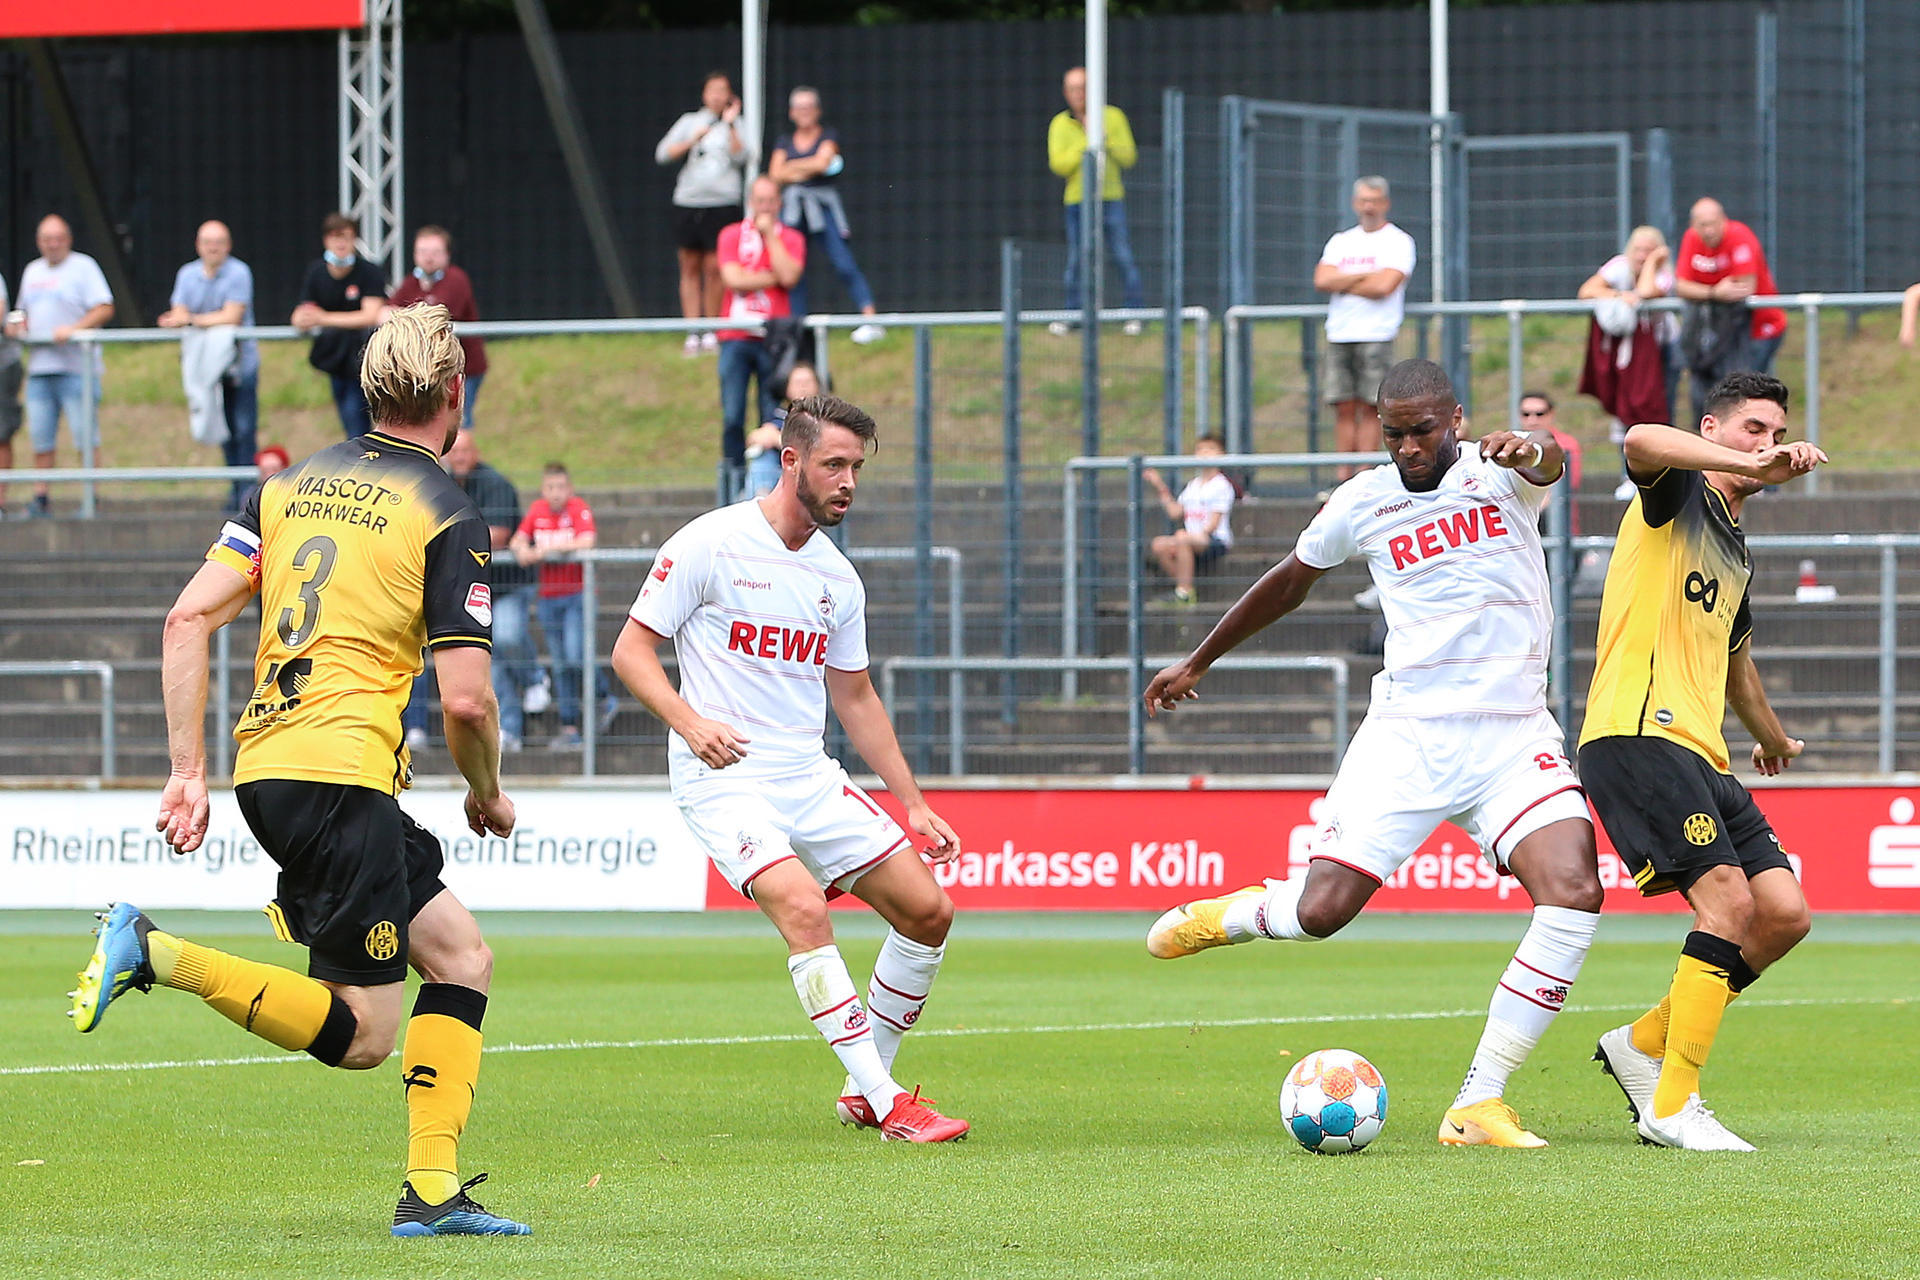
[1144,434,1235,607]
[404,429,536,752]
[255,444,290,480]
[1898,280,1920,349]
[2,214,114,518]
[656,71,748,358]
[291,211,387,437]
[1674,197,1785,425]
[1516,390,1606,596]
[388,225,487,430]
[743,361,821,497]
[1314,177,1415,481]
[511,462,616,749]
[769,86,884,344]
[159,220,257,512]
[717,175,805,498]
[1578,225,1676,499]
[1047,66,1144,337]
[0,272,21,518]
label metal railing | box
[23,303,1213,516]
[1222,290,1914,497]
[0,661,116,781]
[877,654,1351,776]
[1556,531,1913,774]
[1061,451,1396,700]
[577,543,965,776]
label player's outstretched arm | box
[158,561,255,852]
[610,619,750,768]
[1623,422,1827,485]
[825,665,958,863]
[434,646,514,836]
[1727,643,1804,777]
[1144,555,1328,717]
[1478,428,1564,486]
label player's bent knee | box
[903,891,954,946]
[339,1030,396,1070]
[1295,895,1358,940]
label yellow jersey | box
[1579,466,1753,772]
[206,430,493,793]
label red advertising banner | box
[705,786,1920,914]
[2,2,362,38]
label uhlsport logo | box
[365,920,399,960]
[1683,813,1719,846]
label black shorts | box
[0,361,22,442]
[1577,736,1791,897]
[236,780,448,985]
[674,204,742,253]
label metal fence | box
[1,293,1915,783]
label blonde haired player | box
[613,393,969,1142]
[70,303,530,1236]
[1144,359,1604,1149]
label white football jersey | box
[1295,450,1553,718]
[629,500,868,780]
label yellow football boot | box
[1145,885,1268,959]
[1438,1097,1549,1148]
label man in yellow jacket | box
[1049,66,1145,333]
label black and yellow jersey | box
[1579,466,1753,773]
[206,430,493,794]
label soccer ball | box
[1279,1048,1388,1154]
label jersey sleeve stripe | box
[427,634,492,649]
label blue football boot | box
[391,1173,532,1237]
[69,903,156,1033]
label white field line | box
[2,994,1906,1079]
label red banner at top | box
[3,1,363,38]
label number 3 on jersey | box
[277,535,338,649]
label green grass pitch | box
[3,911,1918,1280]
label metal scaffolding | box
[339,0,404,281]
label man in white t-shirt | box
[612,393,970,1144]
[1143,359,1603,1151]
[3,214,115,518]
[1144,433,1234,606]
[1314,178,1416,480]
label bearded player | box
[612,393,968,1142]
[1144,359,1603,1149]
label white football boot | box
[1637,1094,1756,1151]
[1593,1024,1662,1124]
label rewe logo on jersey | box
[727,620,830,665]
[1388,503,1512,569]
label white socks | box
[1453,905,1599,1108]
[865,930,944,1070]
[788,945,903,1116]
[1222,877,1319,942]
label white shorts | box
[675,758,912,899]
[1309,709,1590,885]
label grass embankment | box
[63,309,1912,496]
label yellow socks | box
[402,983,488,1206]
[153,931,357,1065]
[1630,948,1759,1061]
[1630,997,1671,1058]
[1651,931,1746,1119]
